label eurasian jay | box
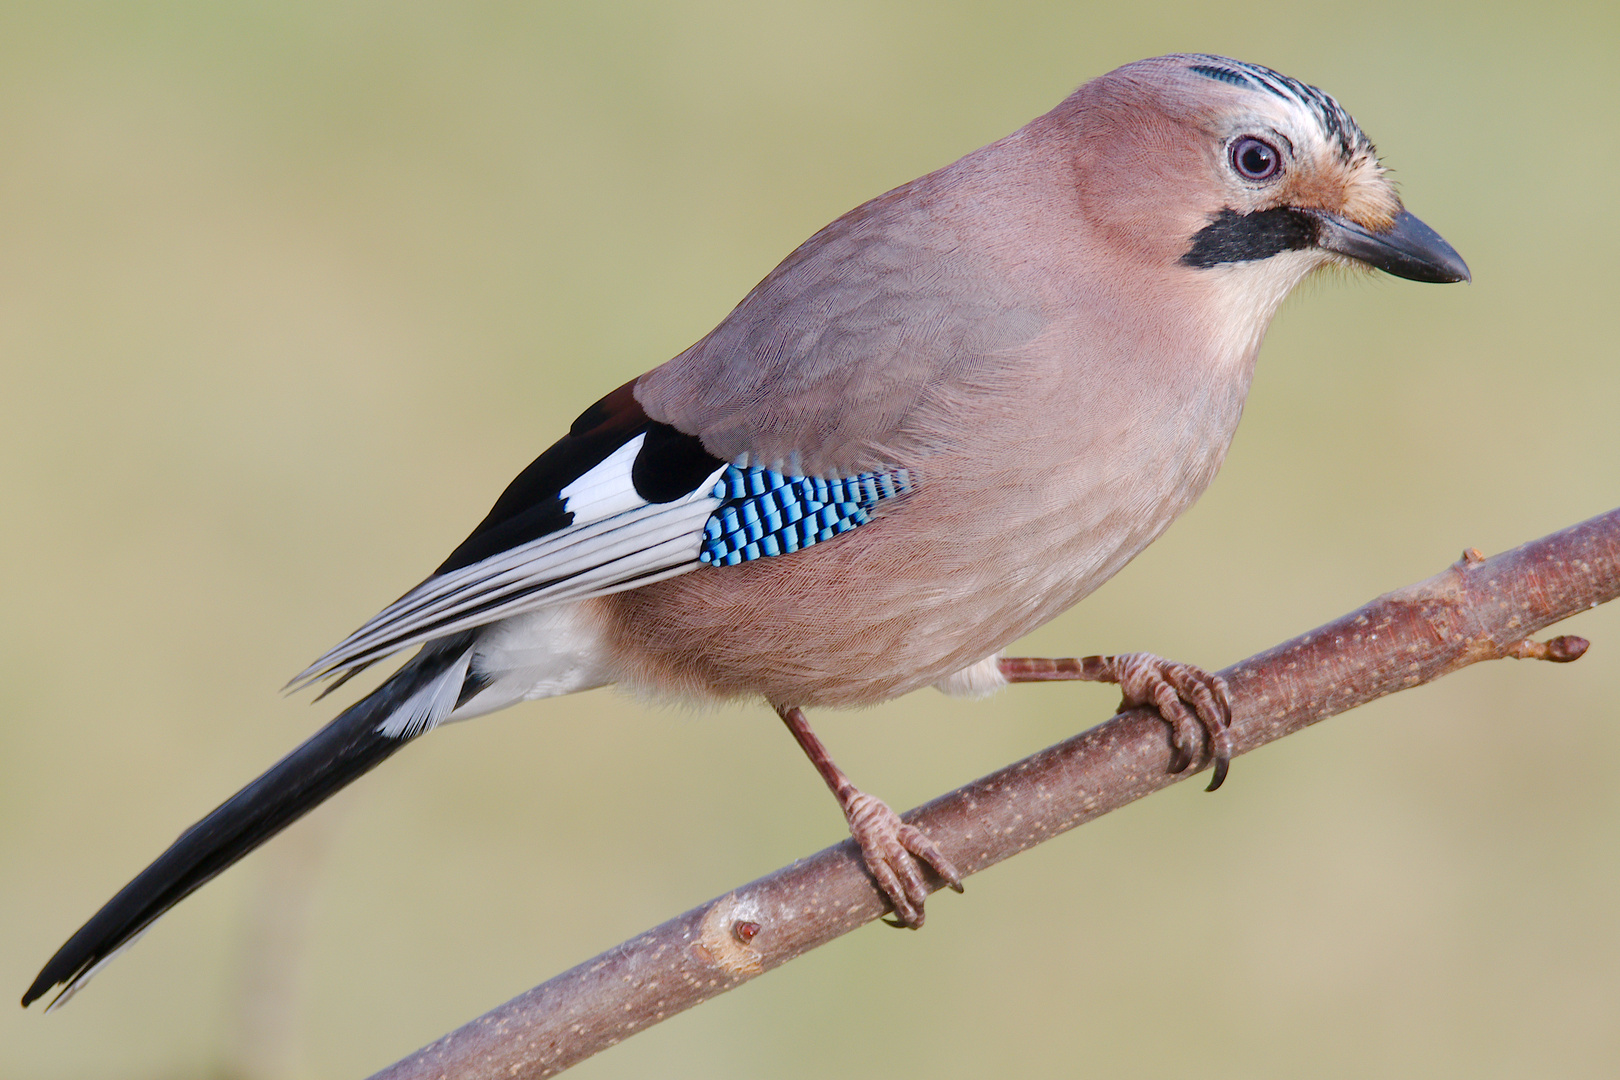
[24,53,1468,1009]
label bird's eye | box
[1230,136,1281,181]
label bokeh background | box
[4,2,1618,1077]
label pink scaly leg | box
[999,653,1234,790]
[777,705,963,928]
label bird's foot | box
[1107,652,1233,790]
[999,652,1233,790]
[777,703,963,926]
[842,789,963,928]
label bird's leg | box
[999,653,1234,790]
[776,705,963,928]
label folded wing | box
[290,382,727,691]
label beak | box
[1311,208,1471,284]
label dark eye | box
[1230,136,1281,181]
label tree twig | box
[371,507,1620,1080]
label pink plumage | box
[24,54,1468,1009]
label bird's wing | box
[291,380,921,691]
[289,381,729,690]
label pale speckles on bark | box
[374,507,1619,1080]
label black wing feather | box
[437,379,723,573]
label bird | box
[24,53,1469,1009]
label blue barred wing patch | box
[699,465,915,566]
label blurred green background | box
[3,2,1618,1077]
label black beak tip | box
[1398,211,1471,284]
[1318,208,1470,285]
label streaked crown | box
[1182,55,1374,164]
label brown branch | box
[370,507,1620,1080]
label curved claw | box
[999,652,1235,789]
[1114,653,1233,790]
[845,792,962,928]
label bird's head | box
[1052,54,1469,294]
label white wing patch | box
[292,433,724,691]
[555,436,653,520]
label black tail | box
[22,643,470,1009]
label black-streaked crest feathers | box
[1186,55,1373,162]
